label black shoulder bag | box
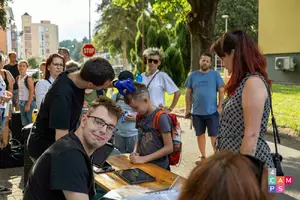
[267,86,284,176]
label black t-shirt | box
[28,71,85,159]
[24,133,95,200]
[3,63,19,89]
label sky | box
[9,0,100,42]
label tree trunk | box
[122,39,127,67]
[187,0,219,71]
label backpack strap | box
[152,109,165,134]
[136,113,141,128]
[46,78,51,85]
[25,76,29,90]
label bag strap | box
[266,85,281,155]
[152,109,165,134]
[147,71,160,89]
[46,79,52,85]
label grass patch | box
[165,84,300,135]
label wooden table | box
[94,154,185,192]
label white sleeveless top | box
[0,76,7,109]
[18,75,29,101]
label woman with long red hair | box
[211,30,274,168]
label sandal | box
[0,185,12,195]
[195,156,206,165]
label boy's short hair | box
[124,82,149,104]
[66,60,80,70]
[88,96,123,120]
[118,70,133,81]
[79,57,115,86]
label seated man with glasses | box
[24,97,122,200]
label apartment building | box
[21,12,59,59]
[0,7,18,56]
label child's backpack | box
[136,109,182,166]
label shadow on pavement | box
[265,134,300,151]
[274,156,300,200]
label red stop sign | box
[82,44,96,57]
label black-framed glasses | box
[243,154,265,186]
[87,116,117,135]
[148,58,159,64]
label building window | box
[39,26,44,33]
[40,41,44,48]
[46,49,50,54]
[40,48,45,56]
[45,27,49,32]
[39,33,44,41]
[24,26,31,33]
[45,33,49,39]
[11,32,16,40]
[45,41,49,47]
[25,41,32,48]
[24,34,31,40]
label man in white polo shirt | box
[141,47,181,113]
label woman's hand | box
[25,103,30,112]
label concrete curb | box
[173,112,300,142]
[265,130,300,143]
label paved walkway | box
[0,167,23,200]
[0,118,299,199]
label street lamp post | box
[222,15,229,32]
[89,0,91,43]
[222,14,229,83]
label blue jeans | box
[0,108,6,136]
[18,100,36,126]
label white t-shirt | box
[0,76,7,109]
[141,70,179,107]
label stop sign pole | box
[82,43,96,57]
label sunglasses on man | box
[148,58,159,64]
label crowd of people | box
[0,30,277,200]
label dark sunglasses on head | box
[148,58,159,64]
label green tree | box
[0,0,11,29]
[27,56,43,69]
[215,0,258,40]
[157,28,170,51]
[94,0,139,67]
[114,0,219,71]
[163,45,184,86]
[146,25,157,47]
[175,21,191,76]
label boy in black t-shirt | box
[24,97,122,200]
[124,83,173,170]
[27,57,135,161]
[3,51,19,109]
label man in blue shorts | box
[185,52,224,164]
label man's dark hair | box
[201,52,213,60]
[79,57,115,86]
[45,53,65,80]
[118,70,133,81]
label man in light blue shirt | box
[185,53,225,164]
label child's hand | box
[125,113,136,121]
[130,153,146,164]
